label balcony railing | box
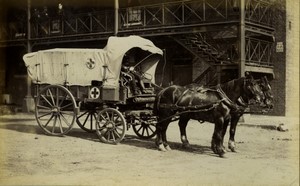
[119,0,240,30]
[245,0,273,27]
[31,10,114,38]
[245,37,273,67]
[0,0,275,41]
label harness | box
[156,83,249,124]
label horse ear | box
[245,71,253,80]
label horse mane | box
[219,77,245,94]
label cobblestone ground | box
[0,113,299,186]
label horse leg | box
[221,118,230,151]
[161,121,171,151]
[178,116,190,148]
[211,117,226,157]
[228,115,240,152]
[155,118,167,152]
[155,118,169,151]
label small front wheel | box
[76,109,98,133]
[95,108,126,144]
[133,119,156,139]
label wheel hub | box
[106,121,115,129]
[51,107,60,115]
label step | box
[0,104,22,115]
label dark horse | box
[224,76,273,152]
[154,75,272,157]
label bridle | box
[243,78,265,104]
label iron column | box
[239,0,246,77]
[23,0,34,112]
[114,0,119,36]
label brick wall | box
[268,0,286,116]
[285,0,299,118]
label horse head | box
[257,76,274,109]
[243,74,265,105]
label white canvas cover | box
[23,35,163,87]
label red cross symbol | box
[90,87,100,99]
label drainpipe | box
[23,0,34,112]
[239,0,246,77]
[114,0,119,36]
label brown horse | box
[154,75,267,157]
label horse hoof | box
[219,153,227,158]
[165,145,172,151]
[158,144,167,152]
[228,145,238,153]
[230,148,238,153]
[211,144,217,154]
[218,149,226,157]
[228,141,236,152]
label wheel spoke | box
[60,113,71,127]
[41,95,54,107]
[37,111,53,119]
[37,104,52,110]
[58,115,64,133]
[60,103,74,110]
[52,116,57,133]
[148,126,155,133]
[60,111,74,116]
[78,111,89,119]
[81,113,90,127]
[90,113,93,130]
[93,112,97,120]
[47,88,56,106]
[58,92,68,107]
[113,129,121,138]
[111,130,116,141]
[136,125,143,133]
[107,131,111,141]
[143,127,149,136]
[100,114,108,121]
[43,114,54,128]
[105,112,110,121]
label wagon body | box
[23,36,163,143]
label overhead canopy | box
[23,35,163,87]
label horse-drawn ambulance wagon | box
[23,35,163,144]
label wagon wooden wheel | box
[132,118,156,139]
[95,108,126,144]
[76,109,98,133]
[35,85,77,136]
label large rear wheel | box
[95,108,126,144]
[35,85,76,136]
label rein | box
[156,99,225,124]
